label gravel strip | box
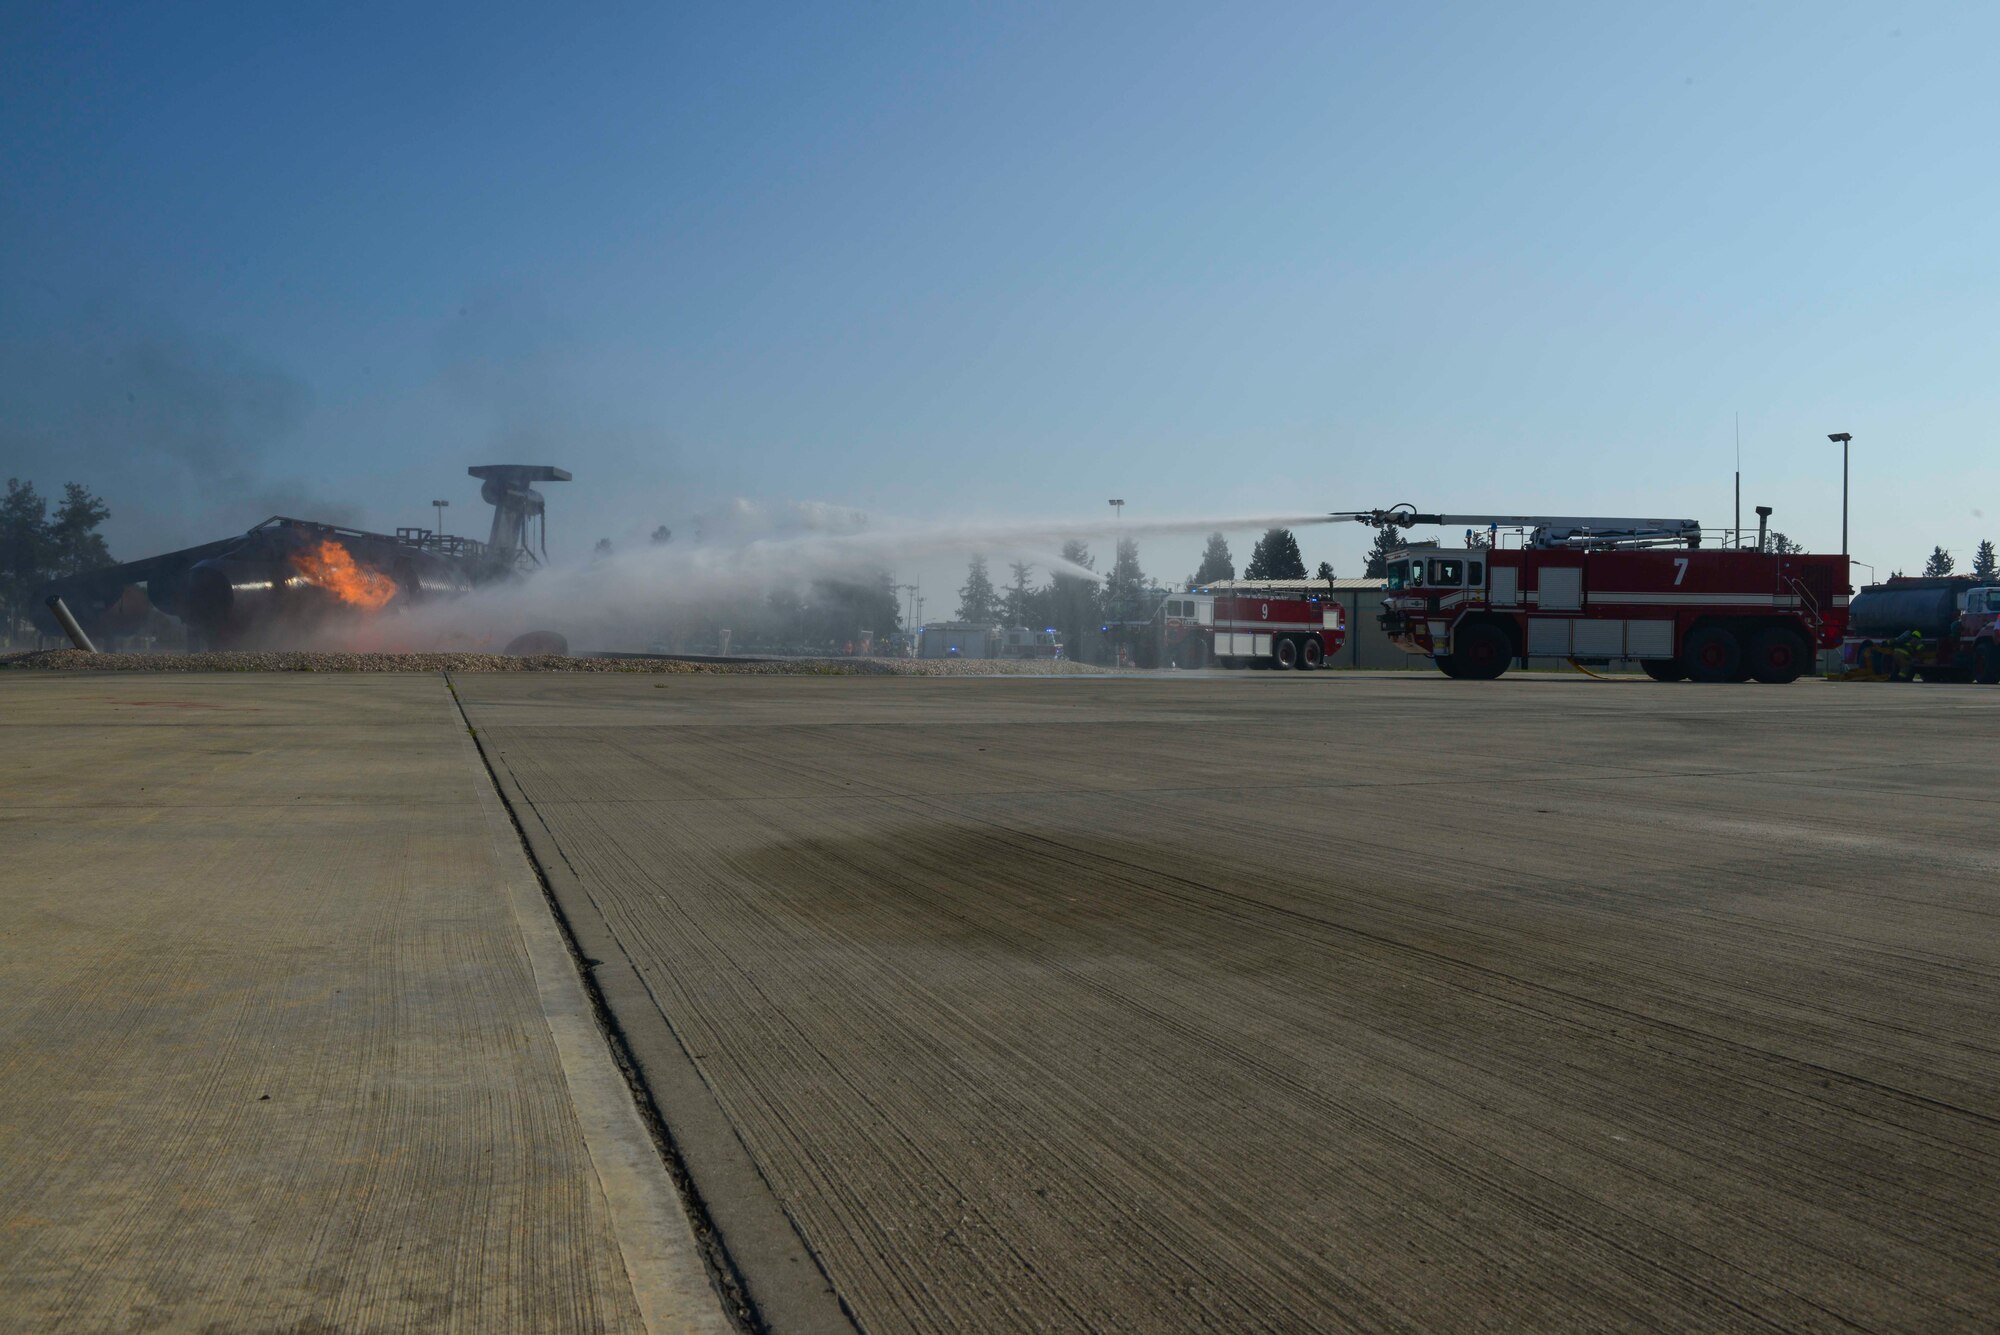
[853,656,1114,677]
[2,649,1116,676]
[2,650,864,674]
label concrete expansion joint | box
[447,675,749,1335]
[445,673,846,1335]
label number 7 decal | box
[1673,558,1689,586]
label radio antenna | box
[1733,413,1741,549]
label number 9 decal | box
[1261,603,1269,619]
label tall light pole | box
[1827,434,1851,555]
[432,498,450,540]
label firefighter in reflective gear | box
[1890,630,1923,682]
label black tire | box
[1176,638,1208,670]
[1641,659,1687,682]
[1436,657,1466,679]
[1976,643,2000,685]
[1449,622,1512,680]
[1272,637,1299,670]
[1682,624,1743,683]
[1748,626,1811,684]
[1300,637,1324,670]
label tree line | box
[2,479,115,644]
[1920,541,1998,582]
[949,526,1361,661]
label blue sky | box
[4,1,1996,595]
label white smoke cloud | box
[314,501,1335,652]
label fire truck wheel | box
[1180,640,1208,670]
[1682,624,1743,683]
[1640,659,1687,682]
[1975,644,2000,685]
[1747,627,1810,684]
[1450,622,1512,680]
[1271,637,1299,670]
[1300,637,1324,669]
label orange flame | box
[291,538,396,610]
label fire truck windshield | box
[1390,558,1465,589]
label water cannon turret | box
[469,465,571,568]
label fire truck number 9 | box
[1261,603,1269,619]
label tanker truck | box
[1842,577,2000,683]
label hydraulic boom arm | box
[1331,506,1702,549]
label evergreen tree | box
[1973,540,1997,583]
[1244,527,1306,580]
[763,586,807,646]
[1363,525,1408,578]
[957,554,1001,622]
[1048,540,1100,659]
[1016,581,1056,634]
[1923,546,1956,577]
[1003,561,1035,625]
[808,573,901,645]
[2,479,115,641]
[48,484,112,577]
[1315,560,1335,581]
[1192,532,1234,585]
[1,480,52,636]
[1105,538,1146,619]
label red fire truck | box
[1155,586,1347,669]
[1338,508,1849,682]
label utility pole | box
[1832,429,1848,551]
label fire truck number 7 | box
[1673,558,1688,585]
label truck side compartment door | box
[1540,566,1583,611]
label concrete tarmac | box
[456,670,2000,1334]
[0,673,727,1334]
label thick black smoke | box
[0,315,353,555]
